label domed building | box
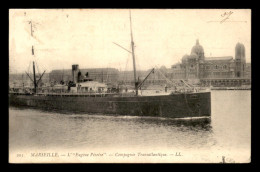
[191,39,205,62]
[170,40,251,87]
[176,40,203,79]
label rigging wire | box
[27,61,31,74]
[137,51,195,89]
[154,65,177,85]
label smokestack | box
[72,64,79,83]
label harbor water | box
[9,90,251,163]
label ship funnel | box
[72,64,79,83]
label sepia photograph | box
[9,9,251,163]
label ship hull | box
[9,92,211,118]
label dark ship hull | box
[9,92,211,118]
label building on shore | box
[48,68,119,85]
[9,40,251,88]
[168,40,251,87]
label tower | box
[235,43,246,77]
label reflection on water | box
[9,91,250,162]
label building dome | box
[191,39,204,60]
[182,54,189,60]
[189,53,199,60]
[182,54,189,63]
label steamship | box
[9,11,211,119]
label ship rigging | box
[26,20,46,94]
[9,10,211,119]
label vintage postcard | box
[9,9,251,163]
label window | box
[221,72,228,76]
[223,65,227,69]
[215,65,218,69]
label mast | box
[30,20,36,93]
[129,10,138,96]
[29,22,46,93]
[33,61,37,93]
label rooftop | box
[205,56,233,61]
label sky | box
[9,9,251,74]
